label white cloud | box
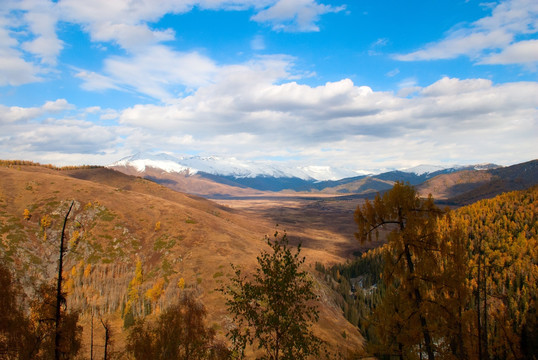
[18,0,63,65]
[252,0,345,32]
[2,76,537,169]
[58,0,339,52]
[0,113,123,165]
[76,46,218,100]
[395,0,538,66]
[396,30,513,61]
[480,39,538,64]
[0,0,62,87]
[113,71,538,169]
[75,69,122,92]
[0,105,42,124]
[60,0,343,99]
[0,99,73,124]
[0,10,42,85]
[0,0,342,90]
[0,51,42,86]
[420,77,492,96]
[42,99,74,112]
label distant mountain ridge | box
[109,152,497,181]
[108,153,508,196]
[110,152,363,181]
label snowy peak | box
[399,163,499,176]
[109,153,501,183]
[400,164,450,176]
[108,153,359,181]
[110,153,191,174]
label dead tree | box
[54,201,74,360]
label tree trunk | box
[54,201,74,360]
[476,240,482,360]
[484,271,488,360]
[90,312,94,360]
[400,210,435,360]
[101,318,110,360]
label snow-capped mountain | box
[400,164,452,176]
[108,153,505,196]
[109,153,361,182]
[401,164,498,176]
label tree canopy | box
[220,232,321,360]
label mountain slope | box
[0,163,363,355]
[418,159,538,205]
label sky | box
[0,0,537,172]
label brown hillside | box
[417,159,538,205]
[320,176,394,195]
[417,169,493,199]
[108,164,267,197]
[0,164,364,356]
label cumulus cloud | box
[2,75,537,169]
[0,114,123,165]
[113,70,538,169]
[395,0,538,66]
[0,99,73,124]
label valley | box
[1,159,537,359]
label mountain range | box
[107,153,537,203]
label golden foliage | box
[145,278,165,303]
[40,214,51,229]
[68,230,80,249]
[83,264,91,278]
[356,184,538,359]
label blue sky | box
[1,0,537,171]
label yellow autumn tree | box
[145,278,166,313]
[125,259,143,320]
[178,277,185,290]
[355,182,445,359]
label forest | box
[318,183,537,359]
[1,172,537,359]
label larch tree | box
[354,182,445,360]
